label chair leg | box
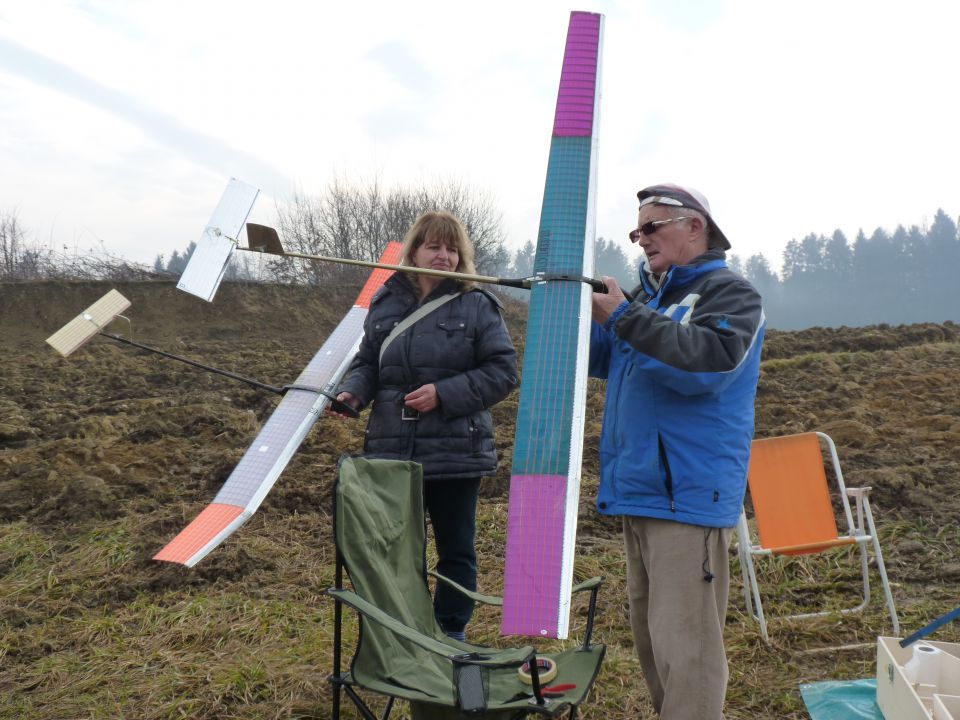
[342,685,382,720]
[332,559,344,720]
[846,542,870,615]
[745,552,769,643]
[737,513,769,642]
[739,547,753,619]
[380,697,395,720]
[863,499,900,635]
[736,514,753,618]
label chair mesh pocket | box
[453,661,489,715]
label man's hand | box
[404,384,439,413]
[592,275,628,324]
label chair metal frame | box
[737,431,899,643]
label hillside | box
[2,280,960,719]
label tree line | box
[0,210,156,282]
[4,184,959,330]
[727,208,960,329]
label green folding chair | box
[328,456,606,719]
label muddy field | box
[2,280,960,719]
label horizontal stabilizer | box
[177,178,260,302]
[45,289,131,357]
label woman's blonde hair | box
[400,211,478,290]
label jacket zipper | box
[658,434,676,512]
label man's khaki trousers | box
[623,516,732,720]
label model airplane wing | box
[154,242,403,566]
[502,10,604,639]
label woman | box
[335,210,518,641]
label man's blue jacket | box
[589,248,765,528]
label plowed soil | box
[3,280,960,719]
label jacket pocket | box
[468,411,493,455]
[415,313,473,369]
[372,314,404,354]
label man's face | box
[635,205,702,274]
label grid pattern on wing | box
[511,281,582,476]
[211,310,364,509]
[293,308,367,388]
[212,391,319,507]
[512,135,592,477]
[501,474,567,636]
[152,503,244,564]
[532,138,593,275]
[45,289,131,357]
[553,12,600,137]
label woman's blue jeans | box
[424,477,481,634]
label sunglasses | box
[628,216,693,243]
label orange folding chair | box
[737,431,899,643]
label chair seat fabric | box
[331,456,605,718]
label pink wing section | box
[552,12,601,137]
[501,474,569,637]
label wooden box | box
[877,636,960,719]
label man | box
[590,184,765,719]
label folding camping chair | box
[737,431,899,644]
[328,456,606,719]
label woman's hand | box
[326,391,360,419]
[403,384,439,413]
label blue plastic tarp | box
[800,679,883,720]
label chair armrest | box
[428,572,604,651]
[572,576,603,593]
[429,571,503,606]
[429,571,603,602]
[328,587,461,657]
[327,587,534,666]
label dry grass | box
[3,282,960,718]
[5,503,960,719]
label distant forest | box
[503,208,960,330]
[733,208,960,330]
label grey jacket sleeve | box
[612,272,764,395]
[336,315,381,408]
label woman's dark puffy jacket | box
[337,274,518,479]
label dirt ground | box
[2,279,960,719]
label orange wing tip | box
[355,242,404,309]
[153,503,245,565]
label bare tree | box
[0,210,28,279]
[274,176,509,285]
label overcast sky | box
[1,0,959,274]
